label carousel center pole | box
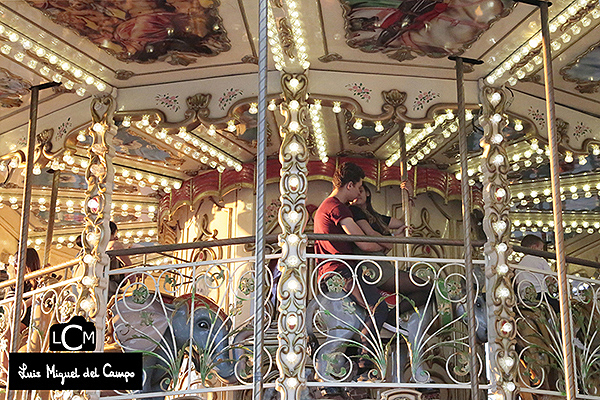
[7,81,60,400]
[516,0,576,397]
[252,0,268,395]
[449,55,483,400]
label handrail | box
[106,233,600,270]
[513,245,600,270]
[0,258,80,290]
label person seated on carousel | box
[107,221,136,299]
[347,182,429,311]
[515,234,559,313]
[2,248,45,356]
[314,162,431,380]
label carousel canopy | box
[0,0,599,265]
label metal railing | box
[3,235,600,399]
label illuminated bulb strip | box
[385,109,464,167]
[511,212,600,235]
[267,2,286,71]
[282,0,310,70]
[309,100,328,163]
[486,0,599,86]
[172,129,243,172]
[0,22,110,95]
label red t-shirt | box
[314,196,354,277]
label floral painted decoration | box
[155,93,180,112]
[528,107,545,127]
[573,121,591,139]
[413,90,440,111]
[57,117,73,140]
[218,88,243,110]
[345,82,372,102]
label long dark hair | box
[14,248,41,292]
[362,184,390,235]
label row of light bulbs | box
[386,109,475,167]
[267,0,310,71]
[0,23,109,96]
[282,0,310,70]
[512,181,600,205]
[122,115,243,173]
[457,124,597,180]
[174,127,243,172]
[267,0,287,71]
[0,195,159,218]
[27,230,158,249]
[486,0,600,86]
[309,100,328,163]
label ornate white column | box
[480,86,518,399]
[78,95,116,343]
[276,72,309,400]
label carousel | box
[0,0,600,398]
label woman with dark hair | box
[349,183,428,312]
[349,183,406,242]
[5,248,43,326]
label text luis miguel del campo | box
[9,316,142,390]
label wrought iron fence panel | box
[513,263,600,398]
[305,253,487,392]
[106,254,276,399]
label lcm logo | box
[49,316,96,351]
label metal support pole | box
[538,1,576,397]
[42,169,61,267]
[7,81,60,400]
[399,128,411,257]
[252,0,268,396]
[451,55,482,400]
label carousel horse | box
[306,260,488,386]
[110,291,238,400]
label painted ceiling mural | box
[561,41,600,93]
[24,0,231,63]
[342,0,512,59]
[0,68,30,108]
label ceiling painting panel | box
[341,0,512,59]
[24,0,231,63]
[561,41,600,93]
[114,127,176,163]
[0,68,30,109]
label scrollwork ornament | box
[276,72,309,400]
[479,86,518,400]
[381,89,408,119]
[185,93,211,121]
[79,95,117,360]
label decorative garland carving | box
[276,72,309,399]
[480,86,518,399]
[278,17,296,59]
[78,95,117,350]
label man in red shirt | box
[313,162,389,378]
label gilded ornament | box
[185,93,212,120]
